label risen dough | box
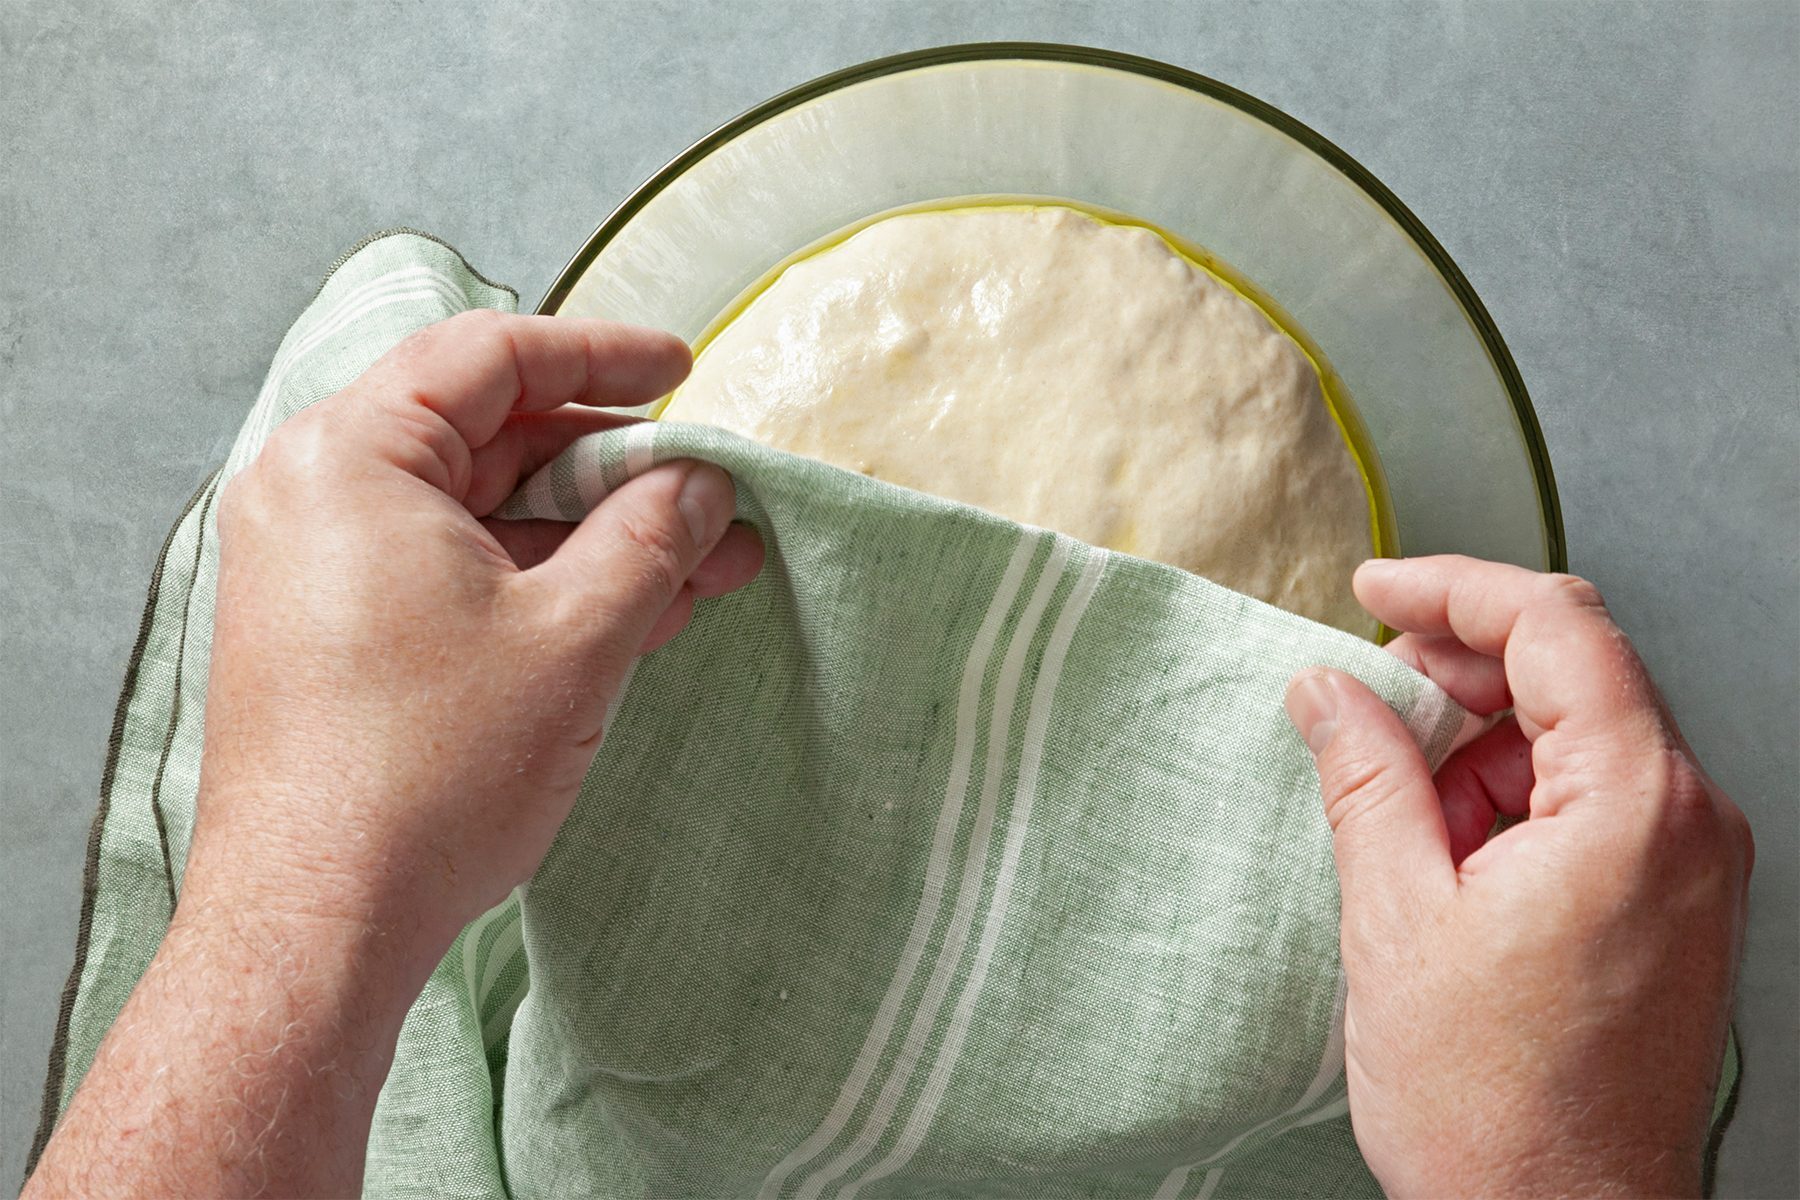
[664,205,1376,635]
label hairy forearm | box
[26,878,426,1198]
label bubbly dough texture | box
[665,206,1376,634]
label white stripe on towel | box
[755,532,1042,1200]
[843,547,1108,1197]
[1151,969,1350,1200]
[623,422,658,479]
[794,537,1076,1200]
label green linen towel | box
[36,230,1523,1199]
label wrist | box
[30,874,434,1198]
[182,785,464,990]
[1419,1134,1702,1200]
[1489,1157,1700,1200]
[171,859,442,1055]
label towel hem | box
[23,467,221,1185]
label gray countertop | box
[2,2,1794,1194]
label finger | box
[491,501,761,593]
[464,407,642,516]
[1285,668,1455,922]
[1356,556,1597,654]
[1354,556,1664,745]
[1433,717,1534,865]
[480,518,574,571]
[365,312,690,447]
[527,461,737,671]
[688,523,765,599]
[1383,633,1511,714]
[634,528,765,654]
[638,587,697,655]
[335,313,689,497]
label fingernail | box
[1355,557,1402,581]
[678,463,735,549]
[1285,670,1339,757]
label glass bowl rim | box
[537,40,1566,572]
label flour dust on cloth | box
[33,233,1483,1199]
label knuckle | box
[385,396,469,494]
[1540,572,1606,612]
[1735,820,1756,882]
[259,413,336,478]
[224,411,343,534]
[393,307,504,362]
[613,511,689,599]
[215,471,256,534]
[450,306,507,331]
[1656,766,1756,895]
[1320,749,1405,831]
[1661,752,1711,808]
[1641,753,1754,874]
[1647,753,1713,831]
[439,307,508,347]
[1720,798,1755,879]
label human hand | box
[1284,556,1751,1198]
[192,309,763,978]
[28,311,764,1198]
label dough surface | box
[664,205,1375,635]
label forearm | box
[26,879,426,1198]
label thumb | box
[530,459,736,665]
[1285,669,1455,926]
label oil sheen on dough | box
[663,205,1376,635]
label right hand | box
[193,311,764,979]
[1284,556,1752,1198]
[28,312,767,1200]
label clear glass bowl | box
[540,43,1564,571]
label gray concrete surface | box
[3,1,1795,1194]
